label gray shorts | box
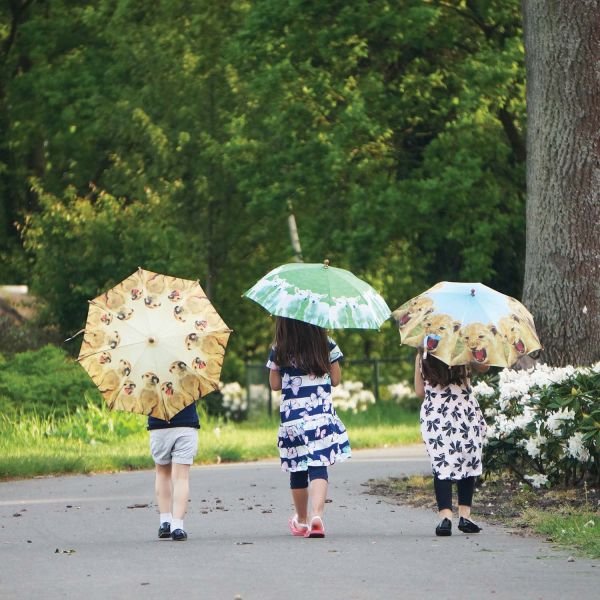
[149,427,199,465]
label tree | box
[522,0,600,366]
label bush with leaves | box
[0,345,100,416]
[473,364,600,487]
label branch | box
[2,0,36,63]
[497,106,526,163]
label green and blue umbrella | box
[244,261,391,329]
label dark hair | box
[273,317,330,376]
[419,349,469,387]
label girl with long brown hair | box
[267,317,351,538]
[414,342,488,536]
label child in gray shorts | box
[148,403,199,541]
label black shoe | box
[171,528,188,541]
[435,518,452,536]
[158,522,171,539]
[458,517,482,533]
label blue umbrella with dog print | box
[392,281,541,368]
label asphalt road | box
[0,446,597,600]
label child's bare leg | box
[309,478,328,519]
[171,463,191,520]
[291,488,309,523]
[155,463,172,514]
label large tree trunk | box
[522,0,600,366]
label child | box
[148,403,199,541]
[267,316,351,538]
[414,341,487,536]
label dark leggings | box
[289,466,329,489]
[433,475,476,510]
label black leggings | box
[433,475,476,511]
[289,466,328,489]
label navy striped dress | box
[267,339,351,472]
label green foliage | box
[0,345,99,416]
[1,0,526,373]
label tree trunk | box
[522,0,600,366]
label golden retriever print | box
[497,314,542,366]
[107,331,121,349]
[144,295,162,309]
[80,330,106,353]
[420,313,461,365]
[119,271,144,301]
[173,295,212,323]
[101,289,134,320]
[453,322,507,366]
[145,272,166,296]
[393,296,434,339]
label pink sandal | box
[304,516,325,538]
[288,515,308,536]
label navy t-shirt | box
[147,403,200,430]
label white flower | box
[520,432,546,459]
[545,408,576,434]
[524,473,548,488]
[566,432,591,462]
[387,382,413,403]
[472,381,495,398]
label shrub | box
[332,380,376,413]
[0,345,100,416]
[386,381,421,412]
[474,364,600,487]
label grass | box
[369,474,600,559]
[0,401,420,480]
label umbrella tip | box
[324,259,330,268]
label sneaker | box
[288,515,309,537]
[158,522,171,539]
[171,528,188,541]
[304,516,325,539]
[458,517,482,533]
[435,518,452,536]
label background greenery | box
[0,0,525,378]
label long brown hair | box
[419,349,469,388]
[273,317,330,376]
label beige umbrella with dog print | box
[78,268,231,421]
[393,281,541,368]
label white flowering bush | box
[331,380,376,413]
[474,363,600,487]
[219,381,248,421]
[386,381,421,411]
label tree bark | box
[522,0,600,366]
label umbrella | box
[393,281,541,368]
[78,268,231,420]
[243,261,391,329]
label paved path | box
[0,446,597,599]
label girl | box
[267,316,351,538]
[414,340,487,536]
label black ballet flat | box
[458,517,482,533]
[435,518,452,536]
[158,522,171,539]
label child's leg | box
[457,476,475,518]
[171,463,191,521]
[308,466,328,519]
[290,471,309,523]
[433,475,453,520]
[155,463,173,517]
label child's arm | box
[269,365,282,391]
[414,353,425,398]
[330,361,341,387]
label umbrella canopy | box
[393,281,541,368]
[78,268,231,420]
[243,261,391,329]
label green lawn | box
[0,402,420,479]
